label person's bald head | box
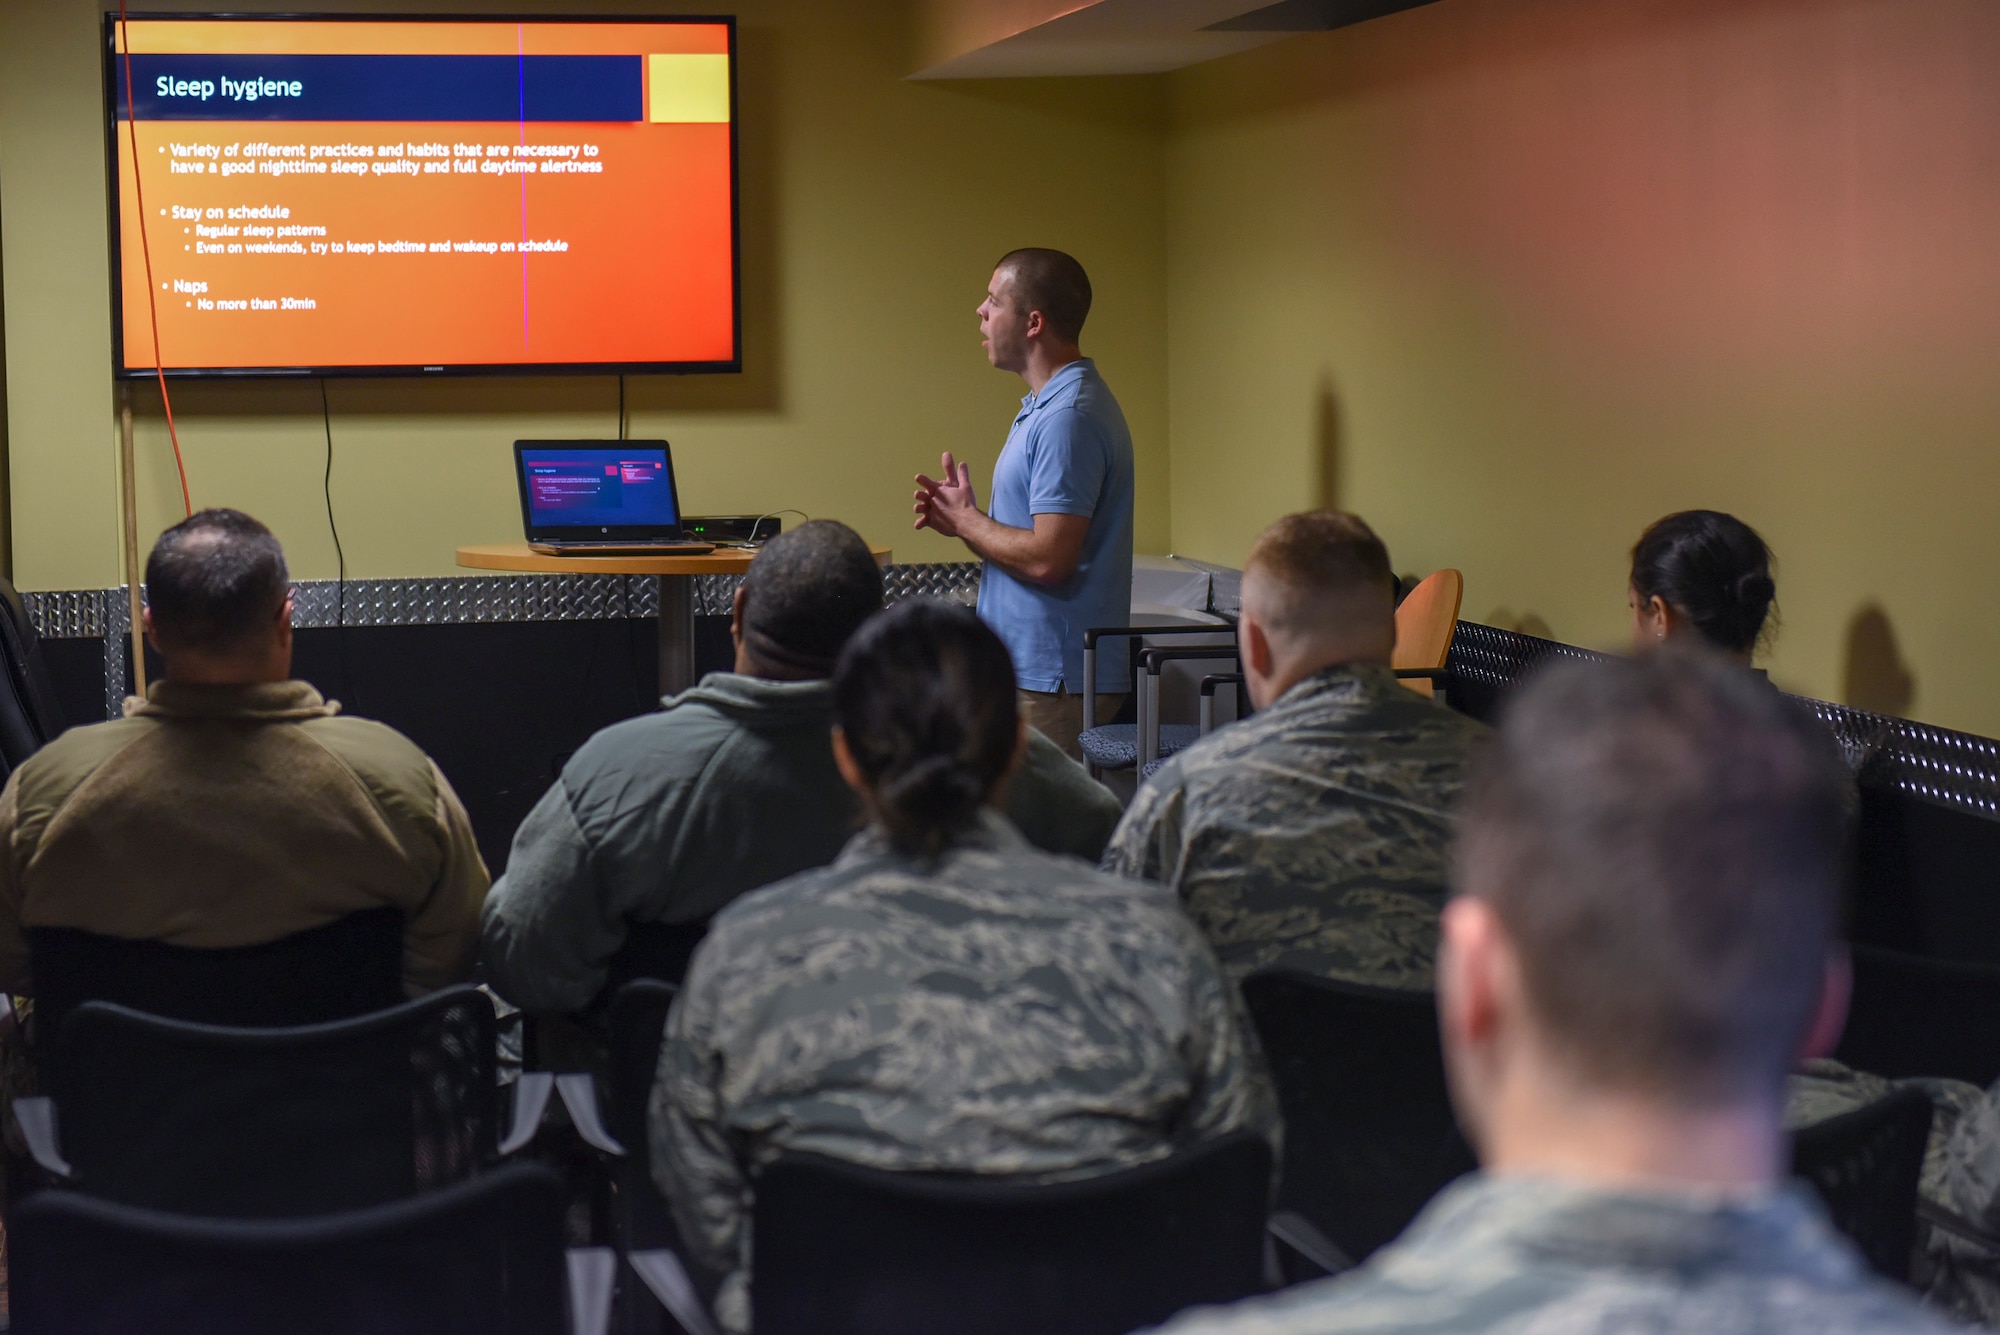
[1239,512,1396,704]
[143,509,295,684]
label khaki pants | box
[1019,687,1126,763]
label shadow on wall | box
[1315,373,1343,512]
[1845,602,1916,718]
[1482,608,1555,640]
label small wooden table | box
[455,542,892,696]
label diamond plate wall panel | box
[883,562,981,604]
[1446,621,2000,821]
[23,590,110,639]
[27,578,2000,815]
[104,590,130,720]
[1446,620,1611,688]
[690,563,981,616]
[1795,699,2000,820]
[288,575,658,628]
[692,575,737,617]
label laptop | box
[514,440,715,555]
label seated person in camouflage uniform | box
[480,521,1123,1015]
[652,599,1280,1334]
[1152,650,1953,1335]
[1102,510,1486,985]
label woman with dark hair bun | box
[650,599,1279,1333]
[830,597,1022,859]
[1628,510,1777,666]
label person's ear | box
[141,605,160,656]
[830,726,870,799]
[730,586,748,650]
[1022,308,1045,341]
[274,593,294,650]
[1438,896,1507,1056]
[1796,947,1852,1064]
[1647,595,1677,641]
[1240,612,1274,681]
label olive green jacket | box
[0,679,488,995]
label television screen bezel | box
[102,11,742,380]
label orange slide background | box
[115,21,736,371]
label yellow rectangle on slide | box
[648,53,731,123]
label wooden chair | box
[1392,570,1463,698]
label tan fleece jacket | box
[0,679,488,996]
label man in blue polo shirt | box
[914,248,1135,759]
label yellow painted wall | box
[9,0,1999,740]
[1165,0,2000,737]
[0,0,1169,588]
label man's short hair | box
[739,520,883,677]
[995,248,1092,344]
[1456,651,1852,1104]
[1242,510,1394,643]
[145,509,290,654]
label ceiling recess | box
[909,0,1451,79]
[1204,0,1442,32]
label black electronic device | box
[681,515,782,547]
[514,440,713,556]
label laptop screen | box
[515,441,682,538]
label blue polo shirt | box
[975,358,1134,694]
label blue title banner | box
[118,54,643,123]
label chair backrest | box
[605,978,678,1157]
[596,919,710,1004]
[1392,569,1464,694]
[30,904,406,1041]
[1790,1085,1932,1284]
[10,1161,566,1335]
[1241,969,1475,1262]
[47,985,498,1216]
[750,1131,1272,1335]
[1834,945,2000,1088]
[0,574,68,779]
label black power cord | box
[321,378,355,710]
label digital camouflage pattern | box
[1150,1173,1957,1335]
[1102,663,1487,985]
[1787,1058,2000,1325]
[650,810,1281,1333]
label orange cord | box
[118,0,193,518]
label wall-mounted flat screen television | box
[106,14,739,378]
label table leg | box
[657,574,696,698]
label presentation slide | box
[109,19,737,375]
[524,450,677,528]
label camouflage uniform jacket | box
[1151,1173,1956,1335]
[1101,663,1487,985]
[650,810,1281,1332]
[1788,1059,2000,1325]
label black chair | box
[1241,970,1475,1264]
[607,980,689,1334]
[17,985,526,1217]
[28,904,406,1042]
[596,920,712,1003]
[607,980,681,1246]
[1834,944,2000,1088]
[748,1130,1272,1335]
[1790,1084,1932,1285]
[10,1161,580,1335]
